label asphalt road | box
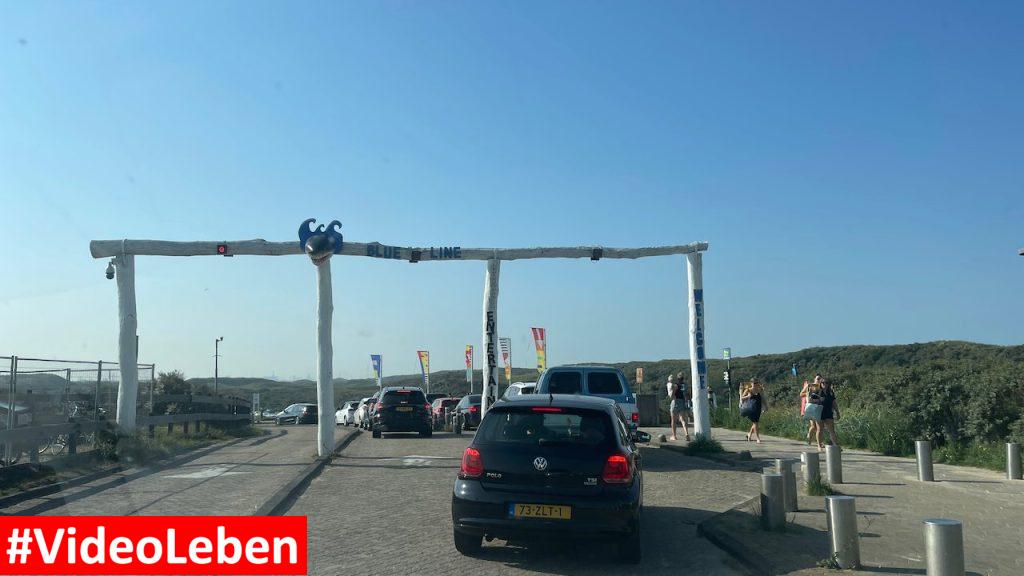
[2,425,339,516]
[288,429,751,576]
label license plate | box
[396,406,413,412]
[509,503,571,520]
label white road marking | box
[164,466,248,479]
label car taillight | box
[460,447,484,478]
[531,406,563,413]
[469,405,479,413]
[631,412,639,423]
[602,454,632,484]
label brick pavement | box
[702,426,1024,575]
[1,424,346,516]
[288,429,759,576]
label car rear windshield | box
[587,372,623,395]
[466,395,481,404]
[546,371,582,394]
[382,390,427,405]
[477,407,613,448]
[440,399,458,407]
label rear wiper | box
[537,438,570,446]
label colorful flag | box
[370,354,382,383]
[417,350,430,389]
[499,337,512,382]
[465,345,474,383]
[531,327,547,373]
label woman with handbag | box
[800,377,823,444]
[739,379,766,443]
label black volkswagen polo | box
[451,394,647,563]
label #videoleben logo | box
[1,516,307,575]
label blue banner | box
[371,354,382,380]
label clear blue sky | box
[2,2,1021,380]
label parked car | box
[335,401,357,426]
[371,387,432,438]
[425,393,447,404]
[535,366,640,434]
[453,394,482,430]
[354,397,373,429]
[0,402,33,427]
[362,392,381,429]
[261,409,277,420]
[451,394,648,563]
[500,382,536,400]
[431,397,461,430]
[275,403,317,425]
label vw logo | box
[533,457,548,471]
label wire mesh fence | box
[1,355,155,464]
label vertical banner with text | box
[417,351,430,392]
[499,337,512,383]
[530,327,547,373]
[465,345,473,384]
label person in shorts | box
[667,373,691,441]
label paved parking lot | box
[2,425,342,516]
[288,429,755,576]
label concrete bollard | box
[924,519,965,576]
[825,445,843,484]
[826,496,860,569]
[760,472,786,531]
[1007,443,1022,481]
[916,440,934,482]
[776,458,798,512]
[802,451,821,487]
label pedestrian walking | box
[666,373,691,441]
[815,377,840,450]
[740,378,766,443]
[800,377,823,444]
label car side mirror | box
[633,431,651,444]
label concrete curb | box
[0,437,248,510]
[696,496,775,576]
[658,442,764,472]
[254,429,360,516]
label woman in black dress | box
[815,378,841,450]
[740,379,767,443]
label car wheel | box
[453,530,481,556]
[420,428,432,438]
[372,428,381,439]
[617,527,641,564]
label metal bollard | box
[826,496,860,569]
[1007,443,1022,480]
[760,472,785,531]
[923,519,965,576]
[916,440,934,482]
[802,451,821,487]
[826,445,843,484]
[776,459,798,512]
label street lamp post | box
[214,337,224,395]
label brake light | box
[631,412,639,423]
[602,454,632,484]
[469,405,479,413]
[460,447,484,478]
[531,406,563,413]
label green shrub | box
[806,477,837,496]
[934,441,1006,472]
[683,433,723,455]
[865,409,916,456]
